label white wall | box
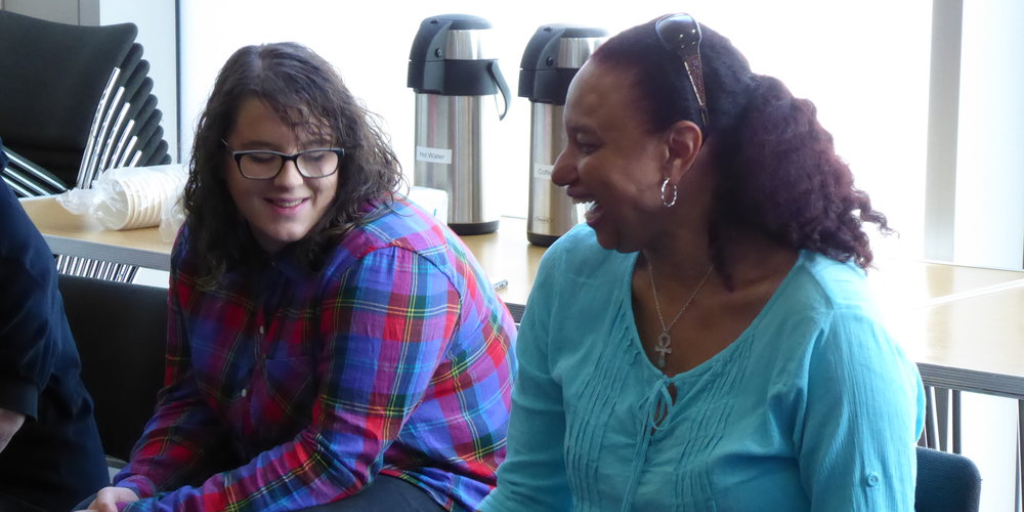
[953,0,1024,270]
[4,0,80,24]
[179,0,932,262]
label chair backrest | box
[57,274,168,462]
[507,302,526,327]
[76,46,172,190]
[1,147,66,197]
[915,446,982,512]
[0,11,137,185]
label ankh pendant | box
[654,331,673,368]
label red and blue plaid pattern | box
[113,198,517,512]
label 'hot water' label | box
[416,146,452,165]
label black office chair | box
[58,274,168,465]
[0,10,134,189]
[915,446,982,512]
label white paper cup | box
[95,171,180,230]
[93,178,130,230]
[123,174,169,229]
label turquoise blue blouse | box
[480,225,925,512]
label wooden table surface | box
[20,195,171,270]
[891,284,1024,398]
[457,217,545,306]
[866,257,1024,397]
[20,196,545,302]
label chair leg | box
[924,386,939,450]
[952,390,962,454]
[1017,400,1023,512]
[936,387,950,452]
[55,255,138,283]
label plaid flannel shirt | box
[114,198,517,512]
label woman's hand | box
[0,407,26,454]
[78,487,140,512]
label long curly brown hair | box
[183,42,403,285]
[591,17,892,281]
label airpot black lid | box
[519,25,607,105]
[408,14,492,92]
[407,14,510,116]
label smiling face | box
[551,61,671,253]
[223,97,338,254]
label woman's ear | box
[665,120,703,183]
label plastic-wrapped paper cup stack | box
[92,165,188,231]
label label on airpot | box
[416,146,452,165]
[533,164,554,179]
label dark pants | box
[70,475,445,512]
[302,476,445,512]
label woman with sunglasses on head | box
[79,42,516,512]
[478,13,923,512]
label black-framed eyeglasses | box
[655,13,710,127]
[224,142,345,180]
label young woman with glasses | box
[479,13,923,512]
[79,42,516,512]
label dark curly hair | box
[590,16,891,280]
[183,42,403,285]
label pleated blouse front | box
[481,225,924,512]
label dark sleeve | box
[0,165,64,420]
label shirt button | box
[866,472,880,487]
[240,388,248,398]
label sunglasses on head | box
[655,13,710,127]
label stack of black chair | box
[0,10,171,196]
[0,10,173,281]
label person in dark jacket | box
[0,139,109,511]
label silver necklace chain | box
[647,260,715,368]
